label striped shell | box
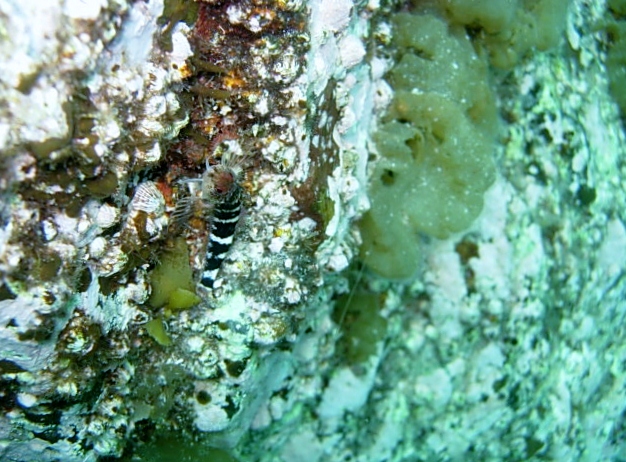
[129,181,165,215]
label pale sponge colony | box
[440,0,569,69]
[360,13,497,279]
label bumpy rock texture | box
[1,0,626,461]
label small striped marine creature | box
[199,160,243,289]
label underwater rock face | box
[0,0,366,459]
[1,0,626,462]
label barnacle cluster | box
[0,0,193,458]
[6,0,622,461]
[0,0,368,458]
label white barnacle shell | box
[41,219,58,242]
[130,181,165,215]
[89,236,107,259]
[135,143,162,165]
[96,204,120,229]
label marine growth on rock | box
[1,0,625,461]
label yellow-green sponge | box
[433,0,570,69]
[360,13,496,279]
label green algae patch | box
[360,12,496,279]
[606,0,626,115]
[148,238,196,308]
[161,0,199,27]
[158,0,199,52]
[85,171,119,198]
[145,317,171,346]
[131,431,238,462]
[36,251,63,282]
[332,292,387,365]
[28,136,72,159]
[166,288,201,311]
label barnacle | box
[120,181,169,254]
[129,181,166,215]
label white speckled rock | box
[1,0,625,461]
